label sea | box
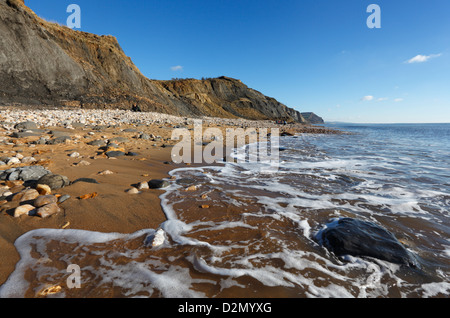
[0,123,449,298]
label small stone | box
[87,139,107,147]
[47,136,71,145]
[12,189,40,202]
[98,170,114,175]
[21,157,36,164]
[34,195,58,208]
[69,152,80,158]
[137,181,149,190]
[75,160,91,166]
[14,204,36,217]
[36,184,52,195]
[126,187,140,194]
[146,229,165,247]
[58,194,71,204]
[6,180,23,188]
[185,185,198,191]
[105,151,126,158]
[7,157,20,165]
[15,121,38,130]
[36,203,61,218]
[201,205,210,209]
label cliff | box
[0,0,308,123]
[301,112,325,124]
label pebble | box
[34,195,58,208]
[106,151,126,158]
[58,194,71,204]
[14,204,36,217]
[36,184,52,195]
[75,160,91,166]
[185,185,198,191]
[12,188,40,202]
[126,187,140,194]
[137,181,149,190]
[98,170,114,175]
[36,203,61,218]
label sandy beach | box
[0,107,337,288]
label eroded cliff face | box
[0,0,307,122]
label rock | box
[148,179,170,189]
[145,229,165,247]
[98,170,114,175]
[34,195,58,208]
[6,180,23,187]
[126,187,140,194]
[19,166,51,181]
[137,181,149,190]
[21,156,36,164]
[71,178,99,185]
[139,133,151,140]
[12,188,40,202]
[15,121,38,130]
[47,136,71,145]
[7,157,20,165]
[87,139,107,147]
[69,152,80,158]
[7,170,20,181]
[75,160,91,166]
[58,194,71,204]
[36,203,61,218]
[37,174,70,190]
[105,151,126,158]
[36,184,51,195]
[185,185,198,191]
[14,204,36,217]
[316,218,419,268]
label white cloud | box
[170,65,183,71]
[361,95,374,101]
[394,98,404,102]
[377,97,388,101]
[405,53,442,64]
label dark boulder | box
[105,151,126,158]
[37,174,70,190]
[316,217,419,268]
[148,179,170,189]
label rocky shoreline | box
[0,107,340,286]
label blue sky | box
[27,0,450,123]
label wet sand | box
[0,109,340,289]
[0,126,175,285]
